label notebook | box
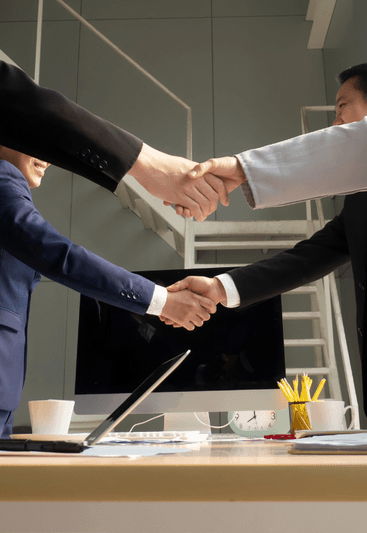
[1,350,191,453]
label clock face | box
[228,409,290,437]
[233,410,277,431]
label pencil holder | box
[289,401,311,431]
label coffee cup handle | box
[344,405,355,430]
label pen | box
[0,439,86,453]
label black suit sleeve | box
[0,61,143,192]
[228,211,351,309]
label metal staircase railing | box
[186,216,358,427]
[301,105,359,427]
[34,0,193,431]
[35,0,194,261]
[183,107,360,427]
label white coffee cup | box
[29,399,75,435]
[305,400,355,431]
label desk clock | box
[228,409,290,437]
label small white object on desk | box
[103,430,209,443]
[305,400,355,431]
[28,399,74,435]
[291,432,367,454]
[80,445,192,457]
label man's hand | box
[169,156,247,218]
[188,156,246,187]
[160,288,216,331]
[160,276,226,328]
[129,144,229,222]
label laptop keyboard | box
[106,430,209,443]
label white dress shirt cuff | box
[215,274,240,308]
[236,118,367,210]
[146,285,167,316]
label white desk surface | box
[1,438,367,502]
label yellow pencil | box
[278,381,293,401]
[281,378,295,401]
[307,377,313,399]
[312,378,326,401]
[294,374,298,391]
[300,379,308,401]
[293,379,299,401]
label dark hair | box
[338,63,367,100]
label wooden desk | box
[1,438,367,502]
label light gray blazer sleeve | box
[236,117,367,209]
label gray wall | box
[0,0,347,428]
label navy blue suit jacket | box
[0,161,155,411]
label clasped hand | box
[160,276,227,330]
[168,155,247,219]
[130,145,246,222]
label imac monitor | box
[73,267,287,415]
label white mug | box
[29,399,75,435]
[305,400,355,431]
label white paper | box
[80,444,192,457]
[293,433,367,452]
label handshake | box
[159,275,228,331]
[131,146,247,222]
[133,150,247,330]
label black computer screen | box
[75,267,285,395]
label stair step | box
[193,220,314,236]
[285,286,317,294]
[195,240,299,250]
[284,339,325,347]
[283,312,321,320]
[286,367,331,376]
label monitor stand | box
[163,412,211,433]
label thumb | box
[187,160,215,179]
[166,279,189,292]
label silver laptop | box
[1,350,190,453]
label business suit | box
[231,118,367,414]
[0,160,155,436]
[0,60,142,192]
[0,61,153,437]
[228,195,367,412]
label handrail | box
[300,105,360,427]
[34,0,44,84]
[35,0,193,261]
[35,0,193,160]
